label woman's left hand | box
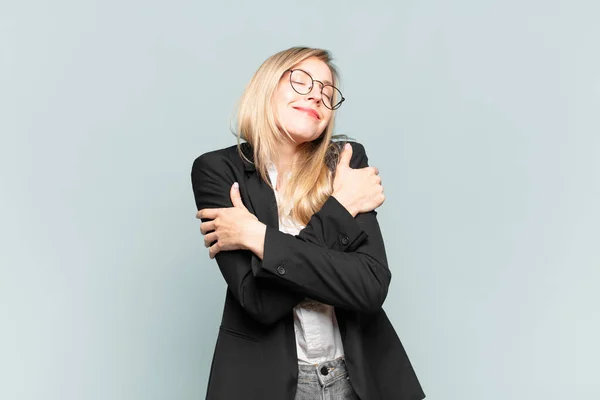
[196,182,266,259]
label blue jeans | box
[294,357,360,400]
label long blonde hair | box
[236,46,347,226]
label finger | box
[197,208,220,220]
[337,143,353,168]
[200,220,215,235]
[209,242,221,259]
[229,182,246,209]
[204,232,217,248]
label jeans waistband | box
[297,356,349,386]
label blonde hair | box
[236,46,346,226]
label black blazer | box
[191,141,425,400]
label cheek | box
[272,96,287,125]
[273,92,296,124]
[320,112,332,128]
[274,103,292,128]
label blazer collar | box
[239,142,256,172]
[237,142,279,228]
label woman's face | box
[272,57,334,145]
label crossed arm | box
[191,142,390,325]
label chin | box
[288,131,323,145]
[287,124,325,142]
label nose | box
[306,81,324,103]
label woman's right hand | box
[331,143,385,217]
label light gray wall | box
[1,0,598,399]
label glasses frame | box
[286,69,345,110]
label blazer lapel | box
[245,172,279,229]
[238,142,279,229]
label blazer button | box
[276,265,286,275]
[320,366,329,376]
[340,235,349,246]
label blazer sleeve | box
[292,141,371,252]
[254,143,392,314]
[190,142,371,325]
[296,195,368,253]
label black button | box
[276,265,286,275]
[320,366,329,375]
[340,235,349,246]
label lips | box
[293,106,320,120]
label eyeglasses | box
[286,69,345,110]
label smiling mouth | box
[293,107,320,120]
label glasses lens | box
[323,86,343,110]
[289,70,344,110]
[290,70,312,94]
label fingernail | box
[233,182,239,190]
[345,143,351,150]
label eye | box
[322,87,334,100]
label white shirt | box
[267,163,345,365]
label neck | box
[273,139,298,173]
[271,139,299,191]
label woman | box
[191,46,425,400]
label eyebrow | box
[294,68,334,86]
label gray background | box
[1,0,598,399]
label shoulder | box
[329,139,369,169]
[330,139,365,151]
[191,143,251,175]
[192,144,237,168]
